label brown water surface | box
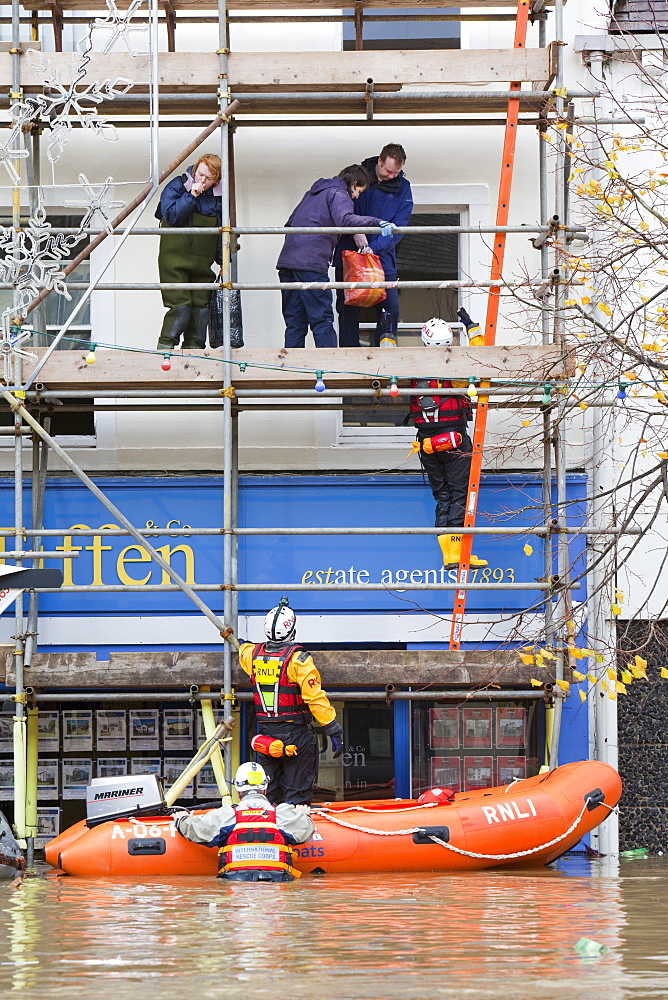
[1,856,667,999]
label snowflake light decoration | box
[0,109,30,184]
[65,173,125,235]
[20,39,134,165]
[93,0,148,57]
[0,207,85,324]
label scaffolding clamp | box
[217,113,232,123]
[12,692,27,705]
[216,48,230,55]
[219,386,236,400]
[189,684,199,705]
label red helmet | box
[417,787,456,805]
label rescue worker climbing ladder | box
[449,0,530,650]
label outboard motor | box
[85,774,167,827]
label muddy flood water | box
[2,856,668,999]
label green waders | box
[157,213,219,349]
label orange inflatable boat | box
[45,760,621,877]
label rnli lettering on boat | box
[481,798,538,824]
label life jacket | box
[409,379,471,433]
[250,643,311,724]
[218,802,301,878]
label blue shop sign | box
[0,474,586,616]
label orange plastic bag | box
[342,250,387,307]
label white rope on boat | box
[317,801,439,815]
[311,801,615,861]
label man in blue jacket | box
[334,144,413,347]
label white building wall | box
[0,3,607,474]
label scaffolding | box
[0,0,622,859]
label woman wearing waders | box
[155,153,221,350]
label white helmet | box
[264,596,296,642]
[234,761,268,795]
[421,318,453,348]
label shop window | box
[342,211,460,428]
[342,7,460,50]
[316,701,394,801]
[411,699,543,797]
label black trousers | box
[256,720,318,805]
[419,432,472,528]
[220,870,294,882]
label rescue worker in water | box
[173,762,315,881]
[238,597,343,805]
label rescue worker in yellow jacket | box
[238,597,343,805]
[173,761,315,882]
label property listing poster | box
[196,762,219,799]
[131,758,162,777]
[37,712,60,752]
[429,756,462,791]
[35,808,60,847]
[462,708,492,749]
[0,758,13,800]
[163,757,194,797]
[497,756,527,785]
[463,756,493,791]
[62,758,93,799]
[36,759,59,800]
[496,707,527,748]
[97,758,128,779]
[96,711,127,752]
[62,711,93,752]
[429,707,459,749]
[129,710,160,751]
[163,710,194,751]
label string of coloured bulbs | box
[7,327,662,399]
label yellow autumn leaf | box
[587,673,597,684]
[540,649,557,661]
[631,666,647,679]
[573,670,586,682]
[581,296,591,305]
[608,691,618,701]
[519,654,535,665]
[600,680,609,693]
[521,420,531,427]
[523,543,533,555]
[563,299,577,307]
[656,452,668,460]
[615,681,627,694]
[611,604,621,616]
[535,655,545,668]
[639,222,649,231]
[621,670,633,685]
[595,653,605,664]
[530,678,543,688]
[579,689,587,703]
[661,666,668,679]
[615,590,624,602]
[606,667,617,681]
[555,679,570,692]
[598,303,612,316]
[635,655,648,672]
[580,402,588,410]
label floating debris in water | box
[575,937,607,956]
[620,848,648,858]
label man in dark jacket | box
[334,144,413,347]
[276,165,385,348]
[156,153,221,350]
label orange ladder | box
[449,0,530,650]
